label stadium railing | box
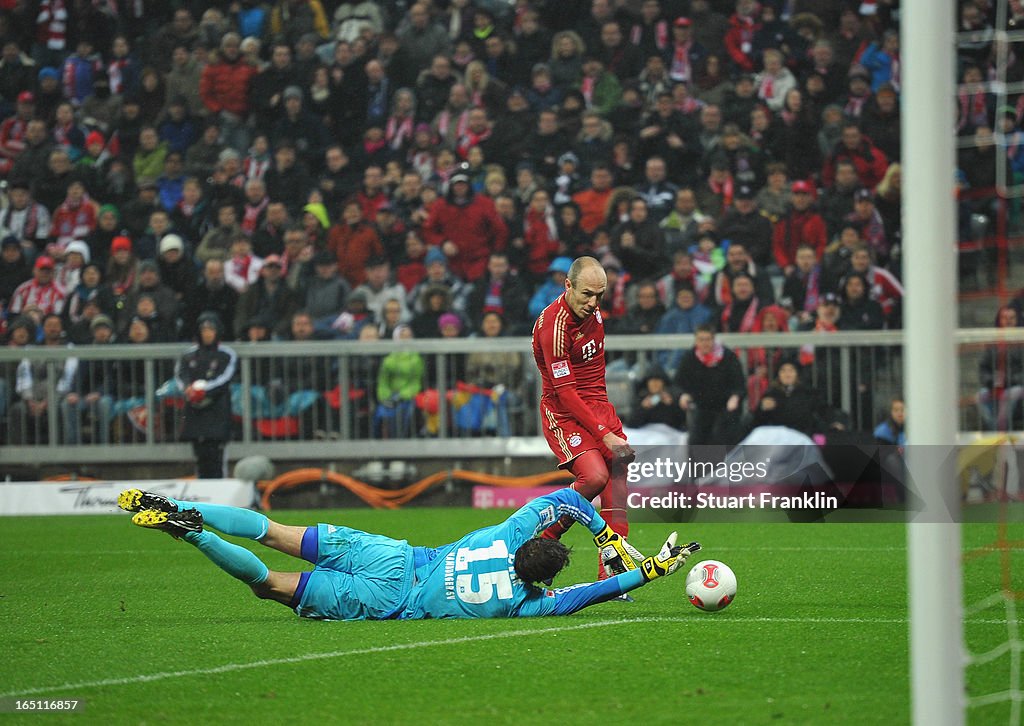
[0,329,1008,465]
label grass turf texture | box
[0,509,1019,725]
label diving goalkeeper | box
[118,487,699,620]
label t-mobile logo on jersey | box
[581,339,600,361]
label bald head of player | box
[564,256,606,319]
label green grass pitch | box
[0,509,1020,724]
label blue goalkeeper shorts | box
[293,523,415,621]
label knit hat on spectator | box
[159,234,184,255]
[85,130,105,149]
[65,240,91,264]
[111,236,132,253]
[558,151,579,168]
[854,188,874,203]
[17,90,34,104]
[392,323,411,341]
[735,184,756,200]
[197,311,224,336]
[424,246,447,266]
[38,67,58,82]
[438,312,462,333]
[1,234,19,248]
[90,314,114,331]
[9,315,35,337]
[283,86,303,101]
[450,166,471,185]
[34,255,54,269]
[303,202,330,229]
[138,260,158,274]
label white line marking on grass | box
[712,546,907,552]
[0,618,650,698]
[1,614,1009,698]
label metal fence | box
[0,329,1011,465]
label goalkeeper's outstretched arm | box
[522,535,701,617]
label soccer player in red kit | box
[532,255,638,578]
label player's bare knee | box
[250,580,273,599]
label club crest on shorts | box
[568,433,582,447]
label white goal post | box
[903,1,963,724]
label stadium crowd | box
[0,0,1002,445]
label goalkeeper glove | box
[640,533,702,582]
[595,524,645,575]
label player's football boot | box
[131,508,203,537]
[118,489,179,514]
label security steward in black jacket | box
[175,312,238,478]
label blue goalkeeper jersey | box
[397,488,640,619]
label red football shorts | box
[540,398,625,468]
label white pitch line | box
[1,615,1011,698]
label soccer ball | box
[685,560,737,612]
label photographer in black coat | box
[175,311,238,478]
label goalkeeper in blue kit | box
[119,487,700,620]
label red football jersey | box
[532,293,608,406]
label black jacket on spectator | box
[718,209,774,268]
[158,253,198,301]
[610,219,669,281]
[235,278,299,339]
[264,162,314,217]
[0,247,30,305]
[752,381,827,436]
[466,273,530,334]
[673,346,746,411]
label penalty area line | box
[2,614,1009,698]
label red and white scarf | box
[386,114,414,151]
[456,127,491,159]
[667,40,692,81]
[242,197,268,236]
[36,0,67,50]
[721,295,760,333]
[244,155,270,181]
[581,76,596,107]
[695,341,725,367]
[108,58,129,95]
[435,108,470,142]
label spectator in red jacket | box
[521,188,561,281]
[327,198,385,288]
[773,180,828,272]
[422,164,508,282]
[199,33,257,150]
[821,120,889,190]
